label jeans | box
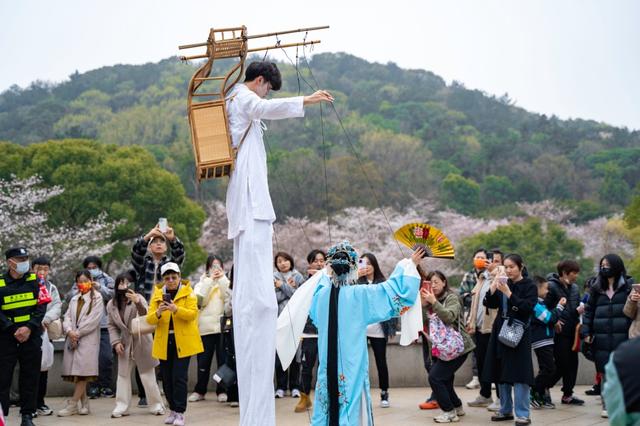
[275,352,300,391]
[473,332,494,398]
[420,335,435,401]
[428,353,468,412]
[194,333,225,395]
[160,334,191,413]
[92,328,114,390]
[499,382,530,418]
[299,338,318,394]
[368,337,389,391]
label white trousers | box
[233,219,277,426]
[112,356,164,416]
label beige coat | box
[466,267,501,335]
[623,296,640,339]
[194,273,231,335]
[62,290,103,377]
[106,297,159,373]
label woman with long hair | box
[483,254,537,426]
[273,251,304,398]
[57,270,104,417]
[421,270,475,423]
[581,253,633,418]
[107,271,164,418]
[357,252,397,408]
[189,255,231,403]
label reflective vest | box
[0,273,38,324]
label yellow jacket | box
[147,280,204,360]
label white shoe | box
[150,404,166,415]
[380,399,390,408]
[111,410,130,418]
[467,395,492,407]
[601,409,608,418]
[291,389,301,398]
[57,400,79,417]
[188,392,205,402]
[217,393,228,403]
[487,400,501,412]
[465,376,480,389]
[78,395,90,415]
[229,401,239,407]
[275,389,285,398]
[454,406,465,417]
[434,410,460,423]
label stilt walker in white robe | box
[225,61,333,426]
[276,242,425,426]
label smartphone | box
[498,276,509,285]
[633,284,640,293]
[421,280,432,292]
[487,252,494,262]
[162,293,172,304]
[358,259,368,270]
[211,264,222,272]
[158,217,168,233]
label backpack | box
[429,298,465,361]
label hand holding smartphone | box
[158,217,168,233]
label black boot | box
[21,413,35,426]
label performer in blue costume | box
[276,242,424,426]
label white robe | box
[225,83,304,240]
[225,83,305,426]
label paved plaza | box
[9,385,609,425]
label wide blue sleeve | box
[355,259,420,326]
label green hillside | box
[1,53,638,220]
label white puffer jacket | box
[194,273,231,335]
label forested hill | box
[1,52,638,220]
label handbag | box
[47,318,63,340]
[220,315,233,333]
[213,363,237,388]
[428,306,465,361]
[497,293,528,348]
[130,312,156,335]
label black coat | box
[482,277,537,385]
[544,273,581,339]
[581,275,633,372]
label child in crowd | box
[530,276,566,409]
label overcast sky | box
[1,0,638,129]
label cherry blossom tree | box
[0,175,121,290]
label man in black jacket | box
[0,247,47,426]
[544,260,584,405]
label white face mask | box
[15,261,30,274]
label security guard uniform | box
[0,270,46,417]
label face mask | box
[89,268,101,278]
[473,259,487,270]
[600,267,614,278]
[77,282,92,294]
[15,261,30,275]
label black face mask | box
[600,267,614,279]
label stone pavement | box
[10,385,608,425]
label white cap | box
[160,262,181,276]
